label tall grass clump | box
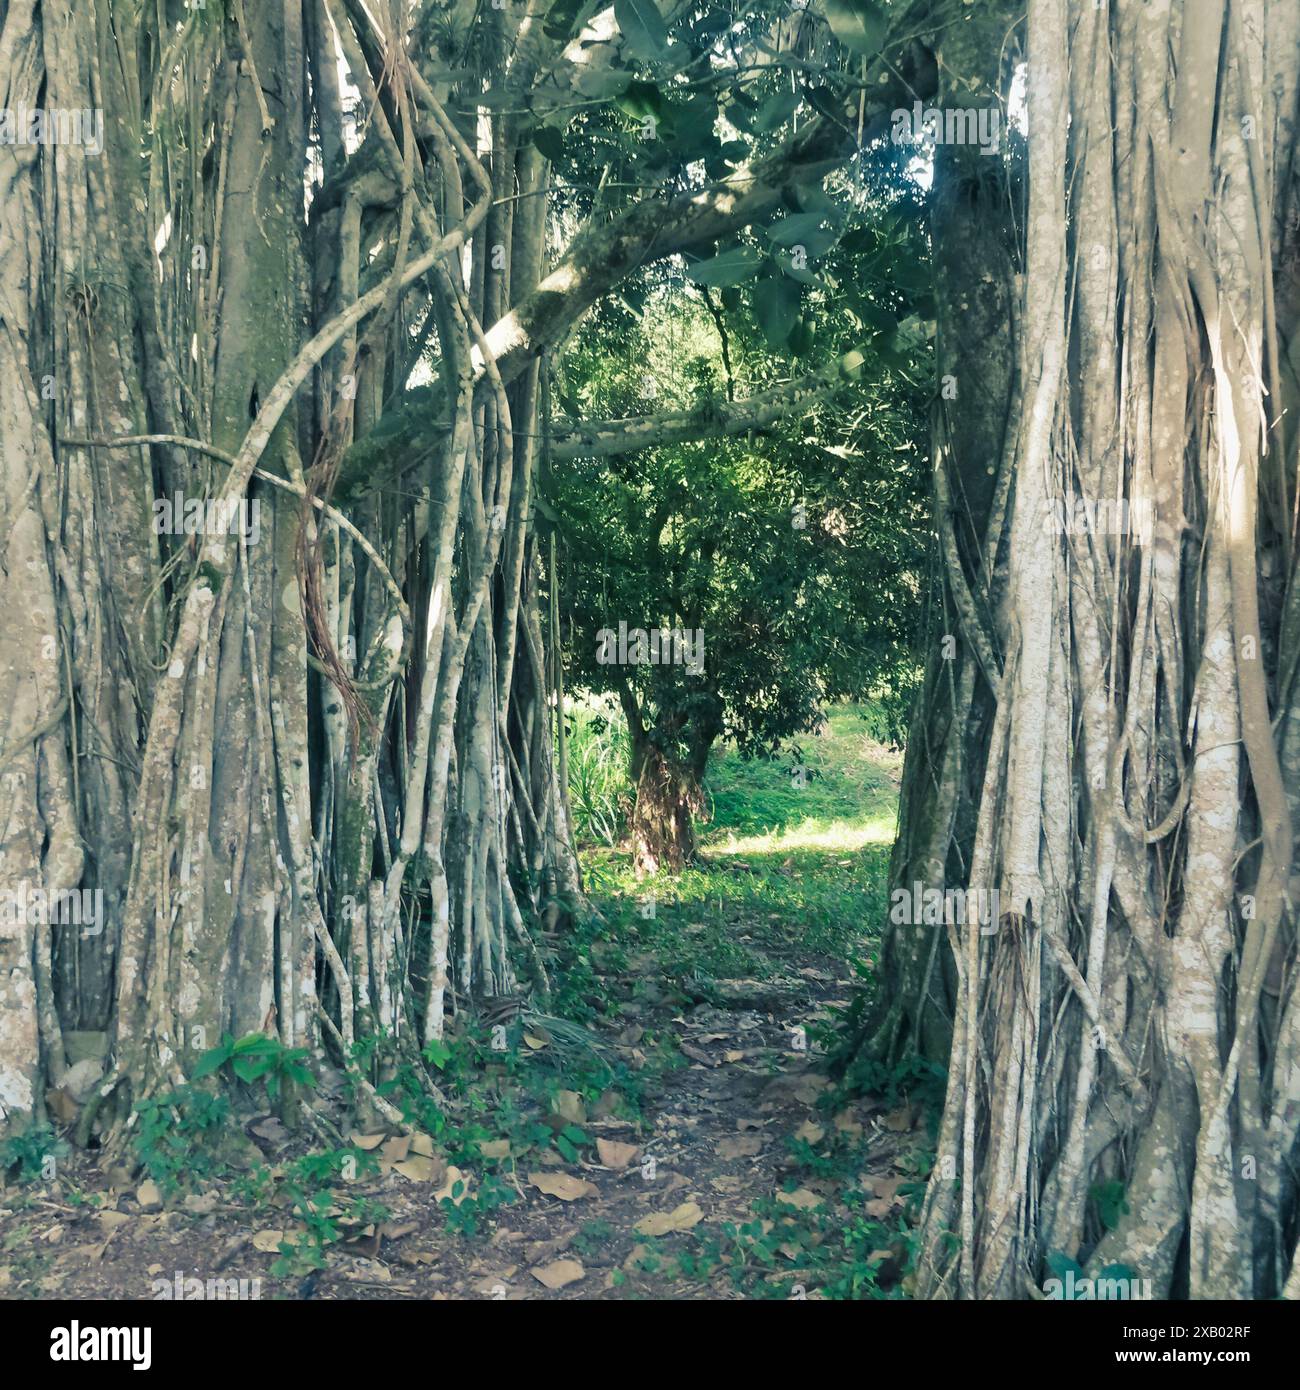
[564,697,632,848]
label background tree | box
[548,207,930,871]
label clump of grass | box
[565,696,632,847]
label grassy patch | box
[572,702,899,994]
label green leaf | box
[766,213,826,248]
[754,89,799,132]
[823,0,887,56]
[839,225,876,255]
[190,1045,231,1080]
[575,66,632,101]
[779,260,829,288]
[838,348,867,380]
[684,245,764,288]
[423,1038,452,1070]
[615,0,668,60]
[616,80,663,122]
[231,1054,272,1084]
[753,274,801,349]
[804,84,849,126]
[531,124,565,163]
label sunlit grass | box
[565,703,902,996]
[711,815,896,857]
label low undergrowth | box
[0,701,921,1300]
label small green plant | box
[271,1190,391,1279]
[440,1170,519,1238]
[133,1086,232,1195]
[191,1032,316,1099]
[1089,1179,1130,1232]
[0,1126,67,1184]
[573,1218,615,1257]
[565,700,632,847]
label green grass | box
[564,703,900,999]
[702,704,900,851]
[564,696,631,848]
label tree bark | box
[866,0,1300,1300]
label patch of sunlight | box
[711,814,896,857]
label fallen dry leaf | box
[350,1132,386,1150]
[530,1258,585,1290]
[473,1273,513,1297]
[865,1174,905,1201]
[252,1229,284,1252]
[530,1172,597,1201]
[394,1154,442,1183]
[381,1135,411,1164]
[478,1139,511,1159]
[552,1090,586,1124]
[775,1187,824,1211]
[633,1201,703,1237]
[717,1134,763,1159]
[595,1138,638,1170]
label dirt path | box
[1,719,920,1300]
[0,937,919,1301]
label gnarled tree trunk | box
[867,0,1300,1301]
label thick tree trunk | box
[629,737,703,876]
[868,0,1300,1300]
[850,2,1018,1069]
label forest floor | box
[1,707,939,1300]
